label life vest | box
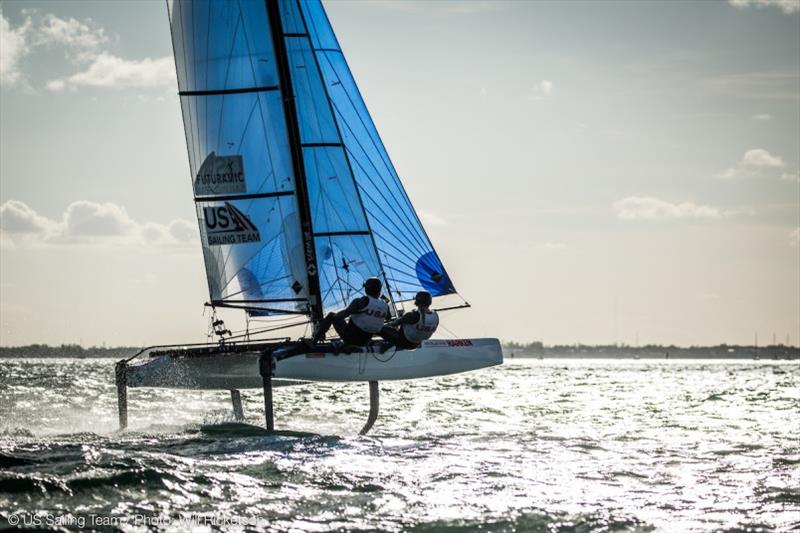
[402,309,439,343]
[349,296,389,334]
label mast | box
[265,0,323,326]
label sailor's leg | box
[336,320,374,348]
[230,389,244,421]
[330,315,349,338]
[115,360,128,430]
[359,381,380,435]
[376,326,400,353]
[378,326,402,344]
[312,313,336,343]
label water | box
[1,358,798,532]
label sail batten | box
[169,0,458,319]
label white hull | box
[127,338,502,390]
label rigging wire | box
[439,323,460,339]
[222,319,311,342]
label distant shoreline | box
[0,344,140,359]
[0,343,797,360]
[503,343,798,360]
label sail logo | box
[203,203,260,246]
[194,153,246,196]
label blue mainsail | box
[168,0,456,320]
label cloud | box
[715,148,787,179]
[613,196,744,220]
[780,171,800,182]
[729,0,800,13]
[0,10,31,86]
[1,9,175,91]
[0,200,57,235]
[31,11,108,60]
[53,52,175,90]
[702,70,799,100]
[45,79,65,91]
[62,201,136,237]
[530,80,554,100]
[752,113,773,120]
[714,167,739,179]
[0,200,197,248]
[742,148,784,167]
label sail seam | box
[301,142,343,147]
[214,298,308,304]
[179,85,280,96]
[313,231,370,237]
[194,191,294,202]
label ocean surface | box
[1,358,798,532]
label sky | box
[1,0,798,348]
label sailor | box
[311,277,390,346]
[379,291,439,350]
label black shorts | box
[379,326,420,350]
[337,321,373,346]
[394,332,421,350]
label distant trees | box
[504,340,543,352]
[0,344,139,358]
[500,341,798,359]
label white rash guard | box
[349,296,389,333]
[402,309,439,343]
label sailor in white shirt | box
[311,277,390,346]
[379,291,439,350]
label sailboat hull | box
[126,338,503,390]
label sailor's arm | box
[386,310,419,328]
[337,296,369,319]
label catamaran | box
[115,0,502,433]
